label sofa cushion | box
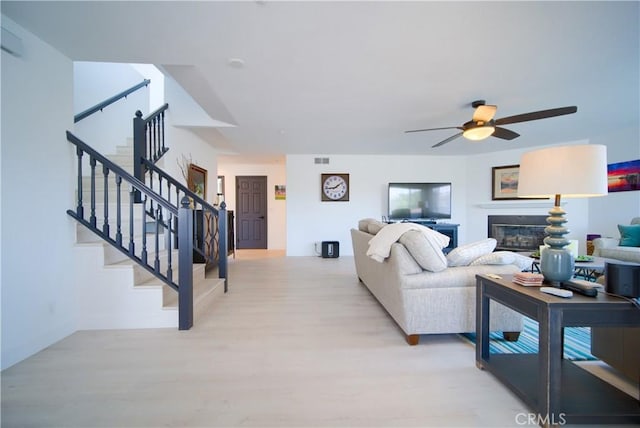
[358,218,377,232]
[399,229,448,272]
[470,251,533,271]
[368,220,386,235]
[446,238,497,267]
[618,224,640,247]
[358,218,387,235]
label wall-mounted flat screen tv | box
[388,182,452,221]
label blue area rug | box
[461,317,596,361]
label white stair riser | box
[73,137,223,329]
[74,243,221,329]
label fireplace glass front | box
[488,215,548,252]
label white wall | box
[286,134,640,258]
[218,160,287,250]
[286,155,468,256]
[161,76,219,203]
[73,62,150,154]
[1,17,77,369]
[588,125,640,238]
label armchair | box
[592,217,640,264]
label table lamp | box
[517,144,608,286]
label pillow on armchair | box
[618,224,640,247]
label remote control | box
[540,287,573,298]
[562,280,599,297]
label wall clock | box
[321,173,349,202]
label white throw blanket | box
[366,222,449,262]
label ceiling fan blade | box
[432,132,463,148]
[495,106,577,126]
[492,127,520,140]
[472,104,497,123]
[405,126,461,134]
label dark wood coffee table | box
[475,274,640,427]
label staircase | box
[67,79,228,330]
[71,140,224,330]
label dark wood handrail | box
[141,103,169,123]
[66,131,177,215]
[142,159,219,215]
[74,79,151,123]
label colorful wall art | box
[607,159,640,192]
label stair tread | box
[162,277,224,309]
[70,139,225,327]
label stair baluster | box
[116,175,123,246]
[76,147,84,218]
[102,165,110,236]
[90,157,97,227]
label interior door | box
[236,176,268,249]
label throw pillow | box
[469,251,515,266]
[368,220,386,235]
[399,229,448,272]
[470,251,534,271]
[358,218,376,232]
[618,224,640,247]
[446,238,497,267]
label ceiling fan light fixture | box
[463,123,495,141]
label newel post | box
[218,201,228,292]
[132,110,146,203]
[178,196,193,330]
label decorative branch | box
[177,153,193,182]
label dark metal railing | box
[74,79,150,123]
[133,104,169,194]
[142,159,228,290]
[66,130,210,330]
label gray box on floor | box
[321,241,339,258]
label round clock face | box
[323,175,348,200]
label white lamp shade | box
[517,144,608,198]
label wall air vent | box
[314,157,329,164]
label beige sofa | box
[592,217,640,263]
[351,221,532,345]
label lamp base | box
[541,248,575,287]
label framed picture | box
[491,164,522,200]
[607,159,640,193]
[188,164,207,200]
[275,184,286,200]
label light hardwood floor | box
[1,250,636,427]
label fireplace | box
[488,215,548,252]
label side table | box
[476,274,640,427]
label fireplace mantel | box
[477,202,562,209]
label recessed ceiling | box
[2,1,638,156]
